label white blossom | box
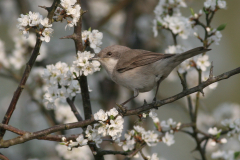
[94,109,108,121]
[76,134,88,146]
[160,118,177,130]
[133,125,146,133]
[208,30,222,45]
[208,127,222,135]
[29,11,42,26]
[82,30,103,53]
[106,108,119,117]
[18,14,30,27]
[142,130,159,146]
[147,153,159,160]
[204,0,227,11]
[165,45,186,54]
[95,122,109,136]
[85,125,102,148]
[40,17,52,27]
[122,138,135,151]
[149,109,158,118]
[67,80,81,97]
[195,55,211,71]
[211,150,234,160]
[218,1,227,9]
[108,116,124,140]
[72,51,101,76]
[56,144,93,160]
[162,132,175,146]
[40,28,54,42]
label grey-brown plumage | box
[93,45,211,105]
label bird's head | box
[91,45,130,75]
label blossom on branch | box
[82,30,103,53]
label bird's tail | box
[172,47,211,63]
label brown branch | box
[66,98,83,121]
[0,153,9,160]
[124,143,146,160]
[0,36,42,140]
[99,150,128,156]
[0,117,95,148]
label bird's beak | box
[89,54,100,61]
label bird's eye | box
[107,52,112,56]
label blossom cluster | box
[56,141,92,160]
[0,34,47,71]
[207,127,227,146]
[72,51,101,76]
[61,135,88,151]
[117,109,178,151]
[204,0,227,11]
[60,0,81,29]
[82,30,103,53]
[207,30,223,45]
[221,118,240,141]
[42,62,80,108]
[42,51,100,108]
[153,0,192,39]
[83,108,124,147]
[211,150,236,160]
[17,11,53,42]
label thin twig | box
[66,98,83,121]
[0,153,9,160]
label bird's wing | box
[116,49,175,73]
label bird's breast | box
[112,65,159,92]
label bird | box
[91,45,211,106]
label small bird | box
[92,45,211,106]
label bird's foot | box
[152,97,158,110]
[115,103,127,116]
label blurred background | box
[0,0,240,160]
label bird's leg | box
[153,77,164,104]
[121,89,139,106]
[116,90,139,115]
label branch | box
[66,98,83,121]
[0,153,9,160]
[0,37,42,140]
[125,143,146,160]
[124,66,240,116]
[0,117,95,148]
[99,150,128,156]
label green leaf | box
[59,143,65,145]
[110,115,115,120]
[190,8,195,16]
[157,21,162,26]
[234,151,240,159]
[216,132,221,139]
[88,27,92,31]
[217,24,227,31]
